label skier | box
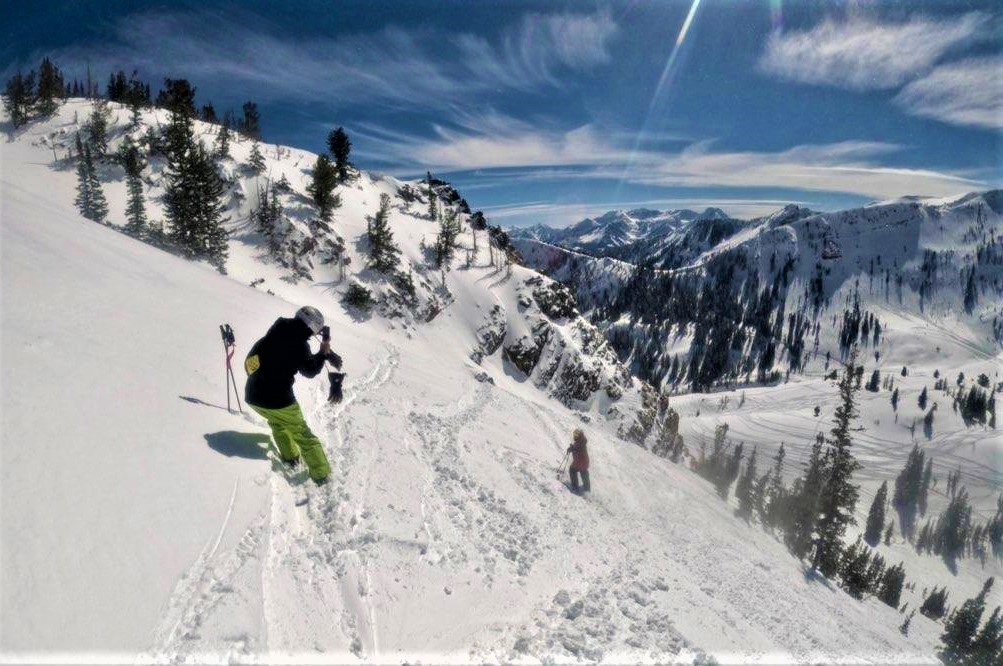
[244,306,340,484]
[567,429,590,494]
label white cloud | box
[355,113,984,200]
[894,57,1003,129]
[758,13,986,90]
[25,9,617,108]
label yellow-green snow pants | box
[250,402,331,481]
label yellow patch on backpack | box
[245,354,261,375]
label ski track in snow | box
[145,346,399,662]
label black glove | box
[326,351,343,370]
[328,372,345,403]
[320,325,331,343]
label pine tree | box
[427,172,438,221]
[164,116,228,268]
[327,126,352,181]
[248,141,265,175]
[891,387,900,411]
[85,99,111,156]
[239,100,260,139]
[435,208,461,268]
[866,369,880,392]
[368,193,400,273]
[921,586,949,620]
[919,386,929,410]
[941,578,993,665]
[4,70,36,128]
[84,145,108,223]
[120,137,147,233]
[785,434,827,558]
[884,521,895,546]
[964,268,978,314]
[840,537,871,599]
[969,606,1003,666]
[35,57,64,116]
[812,347,863,576]
[877,562,906,608]
[736,446,758,521]
[306,155,340,222]
[215,118,231,160]
[753,470,772,524]
[73,134,93,218]
[893,444,926,538]
[864,480,888,546]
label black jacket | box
[244,317,326,409]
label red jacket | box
[569,440,589,471]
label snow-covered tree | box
[812,347,863,576]
[306,154,340,223]
[368,193,400,273]
[119,137,147,233]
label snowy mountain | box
[2,99,1001,664]
[510,206,733,263]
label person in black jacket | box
[244,306,340,484]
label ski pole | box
[556,450,570,479]
[220,324,243,414]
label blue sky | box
[5,0,1001,227]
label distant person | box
[244,306,341,485]
[567,429,590,494]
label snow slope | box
[0,100,997,664]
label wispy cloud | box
[486,199,797,226]
[758,13,986,90]
[893,57,1003,130]
[354,112,985,200]
[24,9,617,108]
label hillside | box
[1,99,1000,664]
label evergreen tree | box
[893,444,926,538]
[964,268,978,314]
[736,446,758,521]
[969,606,1003,666]
[215,117,231,160]
[884,521,895,546]
[306,154,340,222]
[785,443,825,559]
[35,57,64,116]
[83,144,108,223]
[918,457,934,521]
[85,99,111,156]
[866,369,880,392]
[426,172,438,221]
[120,137,147,233]
[941,578,993,665]
[239,100,260,139]
[839,537,871,599]
[435,208,461,268]
[891,387,900,411]
[248,141,265,175]
[253,182,284,253]
[921,586,949,620]
[155,78,196,116]
[877,562,906,608]
[4,70,36,128]
[73,134,94,218]
[919,386,929,410]
[327,126,352,181]
[367,193,400,273]
[164,117,229,268]
[753,470,772,525]
[812,347,863,576]
[864,480,888,546]
[766,443,787,529]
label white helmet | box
[295,306,325,334]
